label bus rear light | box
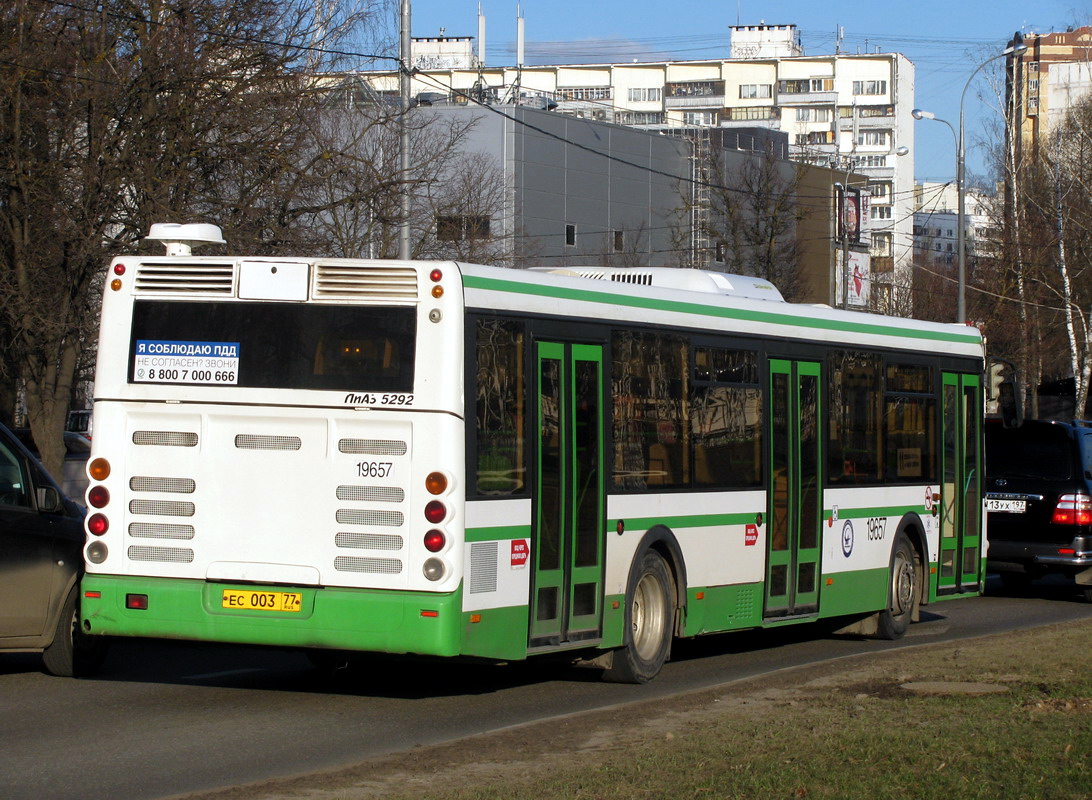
[84,590,101,599]
[86,541,108,564]
[89,458,111,481]
[87,485,110,508]
[114,263,126,275]
[1058,548,1077,555]
[420,609,439,618]
[1051,494,1092,525]
[126,594,149,610]
[424,500,446,524]
[423,557,446,581]
[431,285,444,298]
[425,471,448,495]
[424,530,445,552]
[429,268,443,282]
[87,513,109,536]
[110,278,123,291]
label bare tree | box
[674,133,809,298]
[0,0,377,475]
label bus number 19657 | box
[356,461,392,478]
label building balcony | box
[718,117,782,130]
[871,255,895,273]
[776,90,837,105]
[665,95,726,109]
[839,115,895,128]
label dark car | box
[985,418,1092,601]
[0,421,106,675]
[12,428,91,501]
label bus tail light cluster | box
[85,457,112,564]
[422,471,451,581]
[1052,494,1092,526]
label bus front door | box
[530,342,606,647]
[764,359,822,619]
[938,373,982,594]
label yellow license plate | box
[221,589,302,612]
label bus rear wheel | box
[603,551,674,684]
[876,532,919,640]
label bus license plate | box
[222,589,302,612]
[984,498,1026,513]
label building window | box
[666,81,725,97]
[615,111,666,124]
[557,86,612,101]
[852,80,888,96]
[856,130,889,146]
[867,182,889,199]
[858,105,895,117]
[727,107,773,121]
[436,215,491,241]
[683,110,718,125]
[714,242,726,263]
[565,224,576,247]
[852,155,889,168]
[871,206,892,220]
[795,107,832,122]
[613,230,624,252]
[628,87,662,102]
[778,78,833,93]
[739,83,772,99]
[795,131,834,145]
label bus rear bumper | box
[80,574,463,657]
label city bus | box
[79,223,985,683]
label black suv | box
[0,421,107,675]
[985,419,1092,601]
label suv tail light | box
[1051,493,1092,525]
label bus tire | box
[603,550,675,684]
[876,532,919,640]
[43,588,108,678]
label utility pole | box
[398,0,412,260]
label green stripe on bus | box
[830,505,928,520]
[463,275,982,345]
[81,574,464,656]
[614,511,760,531]
[466,525,532,542]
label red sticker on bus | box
[745,525,758,546]
[511,539,529,569]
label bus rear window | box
[129,300,416,392]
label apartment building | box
[1006,25,1092,163]
[360,24,913,309]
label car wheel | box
[876,532,919,640]
[603,550,674,684]
[42,588,108,678]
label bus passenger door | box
[530,342,606,647]
[764,360,822,619]
[938,373,982,594]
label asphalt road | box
[2,578,1090,800]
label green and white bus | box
[80,224,985,682]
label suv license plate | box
[222,589,302,612]
[984,498,1026,513]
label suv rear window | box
[986,425,1073,481]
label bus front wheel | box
[876,532,919,640]
[603,550,675,684]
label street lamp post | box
[912,37,1027,323]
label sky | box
[388,0,1091,183]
